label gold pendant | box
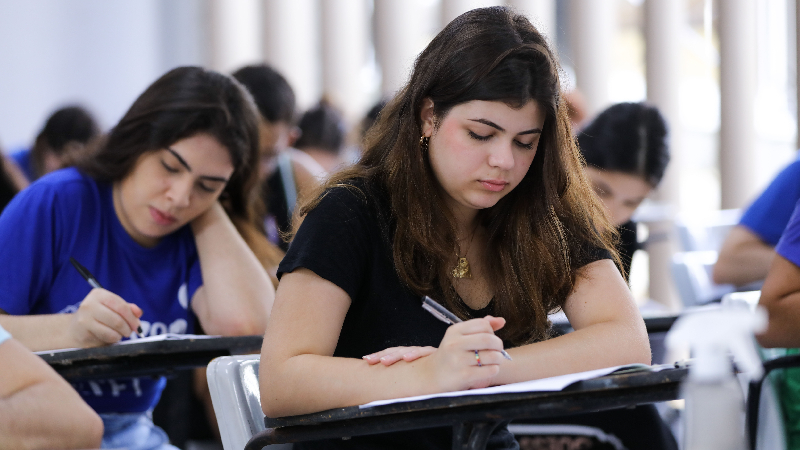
[452,257,472,279]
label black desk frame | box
[246,367,687,450]
[39,335,263,380]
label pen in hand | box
[422,296,513,361]
[69,257,143,335]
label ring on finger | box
[474,350,482,367]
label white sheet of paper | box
[359,364,652,409]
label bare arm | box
[260,268,506,418]
[288,148,326,200]
[713,225,775,286]
[0,337,103,449]
[0,289,142,352]
[755,254,800,348]
[191,202,273,336]
[487,259,650,385]
[2,155,30,190]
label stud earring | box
[419,135,430,153]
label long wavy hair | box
[299,7,617,346]
[77,66,261,224]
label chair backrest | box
[674,209,741,252]
[755,373,788,450]
[207,355,292,450]
[721,291,762,311]
[671,250,736,307]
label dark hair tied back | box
[578,102,670,187]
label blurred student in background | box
[714,155,800,287]
[295,100,347,172]
[755,197,800,450]
[577,102,670,281]
[233,64,325,251]
[0,154,21,213]
[10,105,100,182]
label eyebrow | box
[593,180,612,195]
[166,148,230,183]
[469,119,542,135]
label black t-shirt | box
[277,180,608,450]
[616,220,639,282]
[264,169,290,251]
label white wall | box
[0,0,206,152]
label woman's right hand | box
[422,316,508,392]
[68,289,142,348]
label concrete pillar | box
[643,0,684,311]
[373,0,427,97]
[507,0,556,45]
[568,0,615,118]
[262,0,322,110]
[320,0,370,122]
[719,0,757,209]
[207,0,262,74]
[441,0,501,28]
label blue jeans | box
[100,411,179,450]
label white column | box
[507,0,556,45]
[568,0,615,118]
[320,0,370,122]
[644,0,685,311]
[373,0,427,97]
[719,0,757,209]
[440,0,502,28]
[262,0,322,111]
[207,0,262,74]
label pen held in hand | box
[422,296,512,361]
[69,257,143,335]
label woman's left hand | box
[363,346,437,366]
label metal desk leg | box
[453,421,502,450]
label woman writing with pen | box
[0,67,273,450]
[260,7,650,449]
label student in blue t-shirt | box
[714,156,800,287]
[0,66,273,450]
[756,197,800,449]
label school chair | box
[722,291,791,450]
[206,354,292,450]
[671,250,736,307]
[674,209,741,252]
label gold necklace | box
[452,224,479,279]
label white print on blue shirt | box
[67,283,191,399]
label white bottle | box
[665,307,767,450]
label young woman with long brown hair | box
[260,7,650,449]
[0,66,273,450]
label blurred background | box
[0,0,797,309]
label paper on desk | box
[359,363,651,409]
[35,334,220,355]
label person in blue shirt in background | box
[714,156,800,287]
[9,105,100,183]
[0,66,273,450]
[755,197,800,450]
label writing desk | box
[246,366,687,450]
[39,335,263,381]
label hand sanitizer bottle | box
[666,306,767,450]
